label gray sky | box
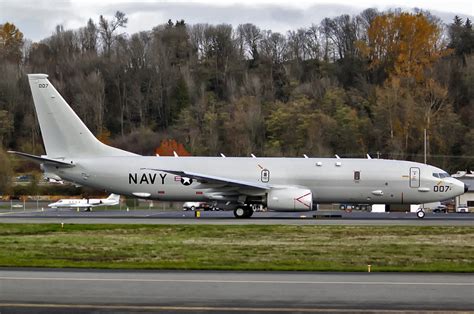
[1,0,473,41]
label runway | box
[1,269,473,313]
[0,208,473,225]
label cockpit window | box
[433,172,450,178]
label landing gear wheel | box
[244,207,254,218]
[416,210,425,219]
[234,207,254,218]
[234,207,246,218]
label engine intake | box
[267,188,313,211]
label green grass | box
[0,224,473,272]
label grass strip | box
[0,224,472,272]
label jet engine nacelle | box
[267,188,313,211]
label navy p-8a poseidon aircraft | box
[9,74,468,218]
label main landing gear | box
[233,206,254,218]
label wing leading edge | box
[141,168,270,190]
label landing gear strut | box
[234,206,254,218]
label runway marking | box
[0,209,50,216]
[0,276,473,286]
[0,303,466,313]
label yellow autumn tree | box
[360,12,449,81]
[0,22,24,64]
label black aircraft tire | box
[244,208,254,218]
[417,210,425,219]
[234,207,246,218]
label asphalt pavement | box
[0,269,473,313]
[0,207,473,225]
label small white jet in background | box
[48,194,120,211]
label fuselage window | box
[354,171,360,181]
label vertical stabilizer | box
[107,194,120,201]
[28,74,136,158]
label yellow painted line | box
[0,303,464,313]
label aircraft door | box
[409,167,420,188]
[261,169,270,183]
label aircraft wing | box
[142,168,270,190]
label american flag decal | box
[174,176,181,181]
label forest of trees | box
[0,8,473,189]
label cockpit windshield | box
[433,172,450,178]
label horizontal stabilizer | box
[8,151,74,167]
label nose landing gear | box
[416,209,425,219]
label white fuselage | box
[48,196,118,208]
[45,156,465,208]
